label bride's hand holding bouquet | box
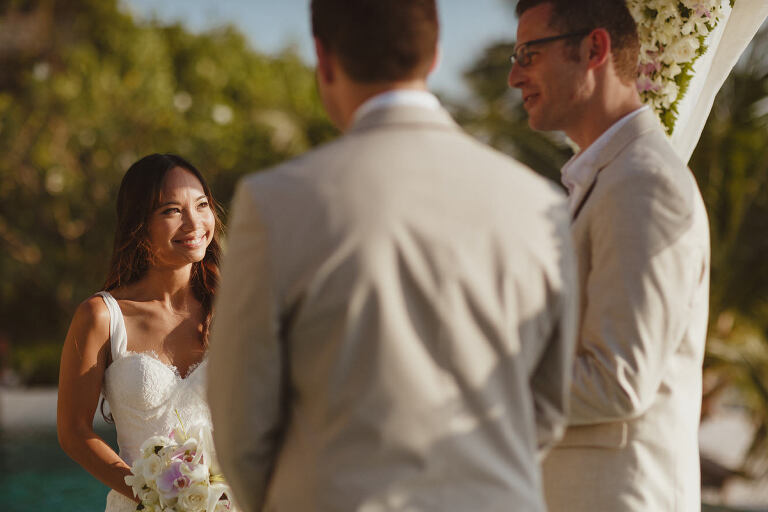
[125,417,235,512]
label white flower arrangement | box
[628,0,734,133]
[125,415,235,512]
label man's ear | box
[585,28,611,71]
[314,37,335,84]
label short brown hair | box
[516,0,640,82]
[311,0,438,83]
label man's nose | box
[508,63,525,89]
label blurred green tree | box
[0,0,334,377]
[691,29,768,473]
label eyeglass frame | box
[510,30,593,68]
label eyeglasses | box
[510,30,592,68]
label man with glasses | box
[509,1,710,511]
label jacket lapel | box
[571,178,598,223]
[570,109,664,222]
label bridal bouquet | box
[125,417,235,512]
[628,0,733,133]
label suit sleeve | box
[529,201,579,456]
[208,179,284,511]
[568,169,704,424]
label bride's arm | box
[57,296,137,502]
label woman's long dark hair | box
[103,153,223,346]
[100,154,222,423]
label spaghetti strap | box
[95,291,128,362]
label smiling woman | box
[103,154,222,323]
[55,154,233,511]
[147,167,217,269]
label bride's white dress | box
[97,291,212,512]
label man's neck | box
[339,79,429,131]
[567,85,644,151]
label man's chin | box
[527,115,557,133]
[527,117,546,132]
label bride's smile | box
[147,166,215,267]
[173,233,207,248]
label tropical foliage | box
[691,29,768,474]
[0,0,335,383]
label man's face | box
[508,3,588,133]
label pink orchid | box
[696,5,713,18]
[639,61,662,75]
[637,77,661,93]
[157,460,191,499]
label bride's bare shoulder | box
[70,294,111,332]
[61,295,111,361]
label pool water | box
[0,425,758,512]
[0,425,118,511]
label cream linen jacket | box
[208,103,578,512]
[542,109,711,512]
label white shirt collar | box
[353,89,441,123]
[562,105,649,212]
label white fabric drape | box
[670,0,768,163]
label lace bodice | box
[97,291,211,512]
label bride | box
[57,153,222,511]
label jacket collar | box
[348,103,461,135]
[571,108,663,221]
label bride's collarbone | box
[120,306,205,373]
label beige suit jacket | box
[542,109,711,512]
[208,103,578,512]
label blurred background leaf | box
[0,0,335,369]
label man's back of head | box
[311,0,440,130]
[311,0,438,84]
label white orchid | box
[140,435,173,459]
[124,469,145,490]
[631,0,731,133]
[138,485,161,506]
[213,499,233,512]
[124,416,236,511]
[142,453,166,481]
[181,459,211,483]
[207,483,233,512]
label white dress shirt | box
[353,89,441,123]
[561,106,650,213]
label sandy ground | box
[1,387,766,510]
[0,386,109,430]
